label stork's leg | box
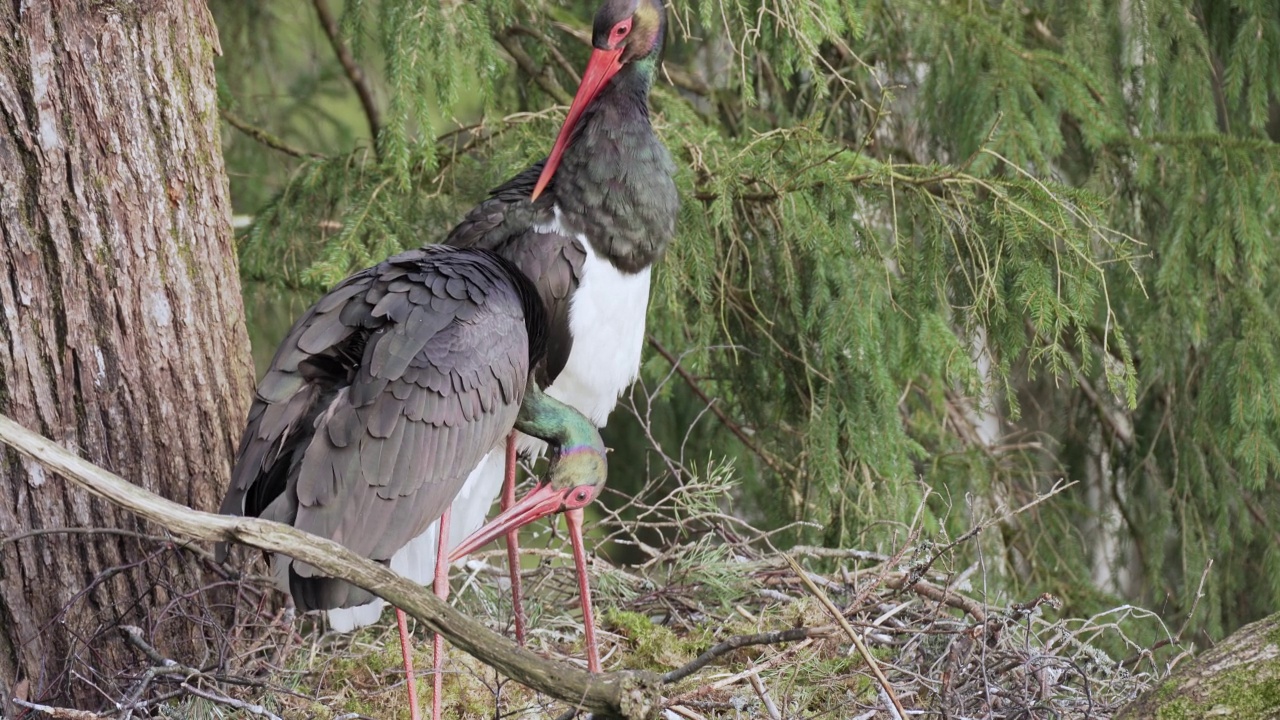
[502,432,527,645]
[431,509,452,720]
[395,608,421,720]
[564,507,600,673]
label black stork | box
[217,246,607,720]
[336,0,681,674]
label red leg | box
[396,608,421,720]
[502,432,527,645]
[565,507,600,673]
[431,509,451,720]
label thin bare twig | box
[179,683,283,720]
[219,109,321,159]
[647,336,791,475]
[746,666,782,720]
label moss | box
[1265,618,1280,647]
[1143,656,1280,719]
[603,609,695,671]
[1209,671,1280,717]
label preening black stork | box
[336,0,680,673]
[217,246,606,720]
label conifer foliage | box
[213,0,1280,640]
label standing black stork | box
[217,246,607,720]
[329,0,680,672]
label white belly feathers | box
[547,236,651,426]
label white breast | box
[543,209,652,428]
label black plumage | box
[443,164,584,387]
[442,0,680,387]
[218,247,546,611]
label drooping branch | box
[0,414,662,720]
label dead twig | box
[785,554,907,719]
[10,699,105,719]
[662,627,818,684]
[179,683,282,720]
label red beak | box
[449,482,565,562]
[530,47,625,201]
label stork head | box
[530,0,669,201]
[448,442,606,562]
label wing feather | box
[220,248,535,610]
[441,168,583,387]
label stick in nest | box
[784,553,907,719]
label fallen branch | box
[0,414,661,720]
[11,698,105,719]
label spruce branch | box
[312,0,382,151]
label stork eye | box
[612,19,632,40]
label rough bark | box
[0,1,252,712]
[1117,613,1280,720]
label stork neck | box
[514,383,605,456]
[551,58,680,274]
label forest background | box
[220,0,1280,646]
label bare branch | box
[10,699,106,719]
[0,414,662,720]
[495,29,573,105]
[311,0,382,148]
[646,336,792,475]
[662,627,816,684]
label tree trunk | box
[1117,613,1280,720]
[0,1,252,712]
